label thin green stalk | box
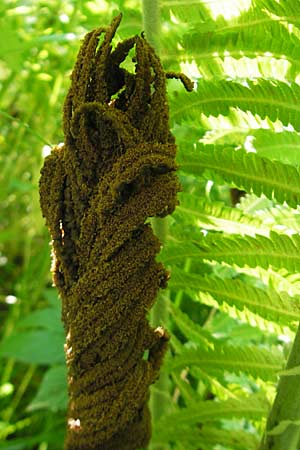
[3,365,36,422]
[0,110,51,146]
[259,323,300,450]
[142,1,170,446]
[1,359,14,385]
[142,0,160,51]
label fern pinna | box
[39,14,191,450]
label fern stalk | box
[142,0,170,441]
[142,0,160,51]
[260,323,300,450]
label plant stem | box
[142,0,160,51]
[142,1,170,447]
[259,323,300,450]
[3,365,36,422]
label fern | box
[181,14,300,75]
[172,79,300,129]
[202,129,300,168]
[161,0,214,21]
[167,299,214,347]
[153,394,269,437]
[256,0,300,24]
[154,425,260,450]
[170,268,300,326]
[250,129,300,167]
[174,193,270,236]
[178,145,300,208]
[158,4,300,443]
[164,230,300,274]
[166,343,283,381]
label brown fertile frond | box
[39,13,191,450]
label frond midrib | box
[169,356,282,371]
[163,248,300,265]
[173,95,300,119]
[171,273,300,321]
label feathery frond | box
[174,193,270,236]
[166,343,284,381]
[164,231,300,274]
[172,80,300,129]
[169,268,300,326]
[153,394,269,437]
[178,145,300,208]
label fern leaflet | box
[178,145,300,208]
[166,343,283,381]
[170,268,300,326]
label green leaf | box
[161,0,214,23]
[171,79,300,129]
[0,441,30,450]
[180,8,300,77]
[237,194,300,234]
[251,129,300,168]
[169,268,300,326]
[0,330,65,365]
[165,230,300,274]
[167,299,214,347]
[155,424,259,450]
[27,365,67,412]
[17,308,63,333]
[154,394,269,438]
[166,343,284,381]
[0,19,26,71]
[174,193,269,237]
[179,145,300,208]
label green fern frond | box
[255,0,300,25]
[166,343,283,381]
[235,194,300,235]
[184,230,300,274]
[178,145,300,208]
[201,109,283,143]
[204,292,294,337]
[251,129,300,168]
[162,1,300,81]
[161,0,214,23]
[169,370,198,404]
[202,127,248,146]
[201,129,300,168]
[250,206,300,234]
[170,268,300,326]
[191,366,240,401]
[183,12,300,68]
[154,424,260,450]
[167,299,215,347]
[171,79,300,129]
[153,394,269,437]
[174,193,270,237]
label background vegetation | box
[1,0,300,449]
